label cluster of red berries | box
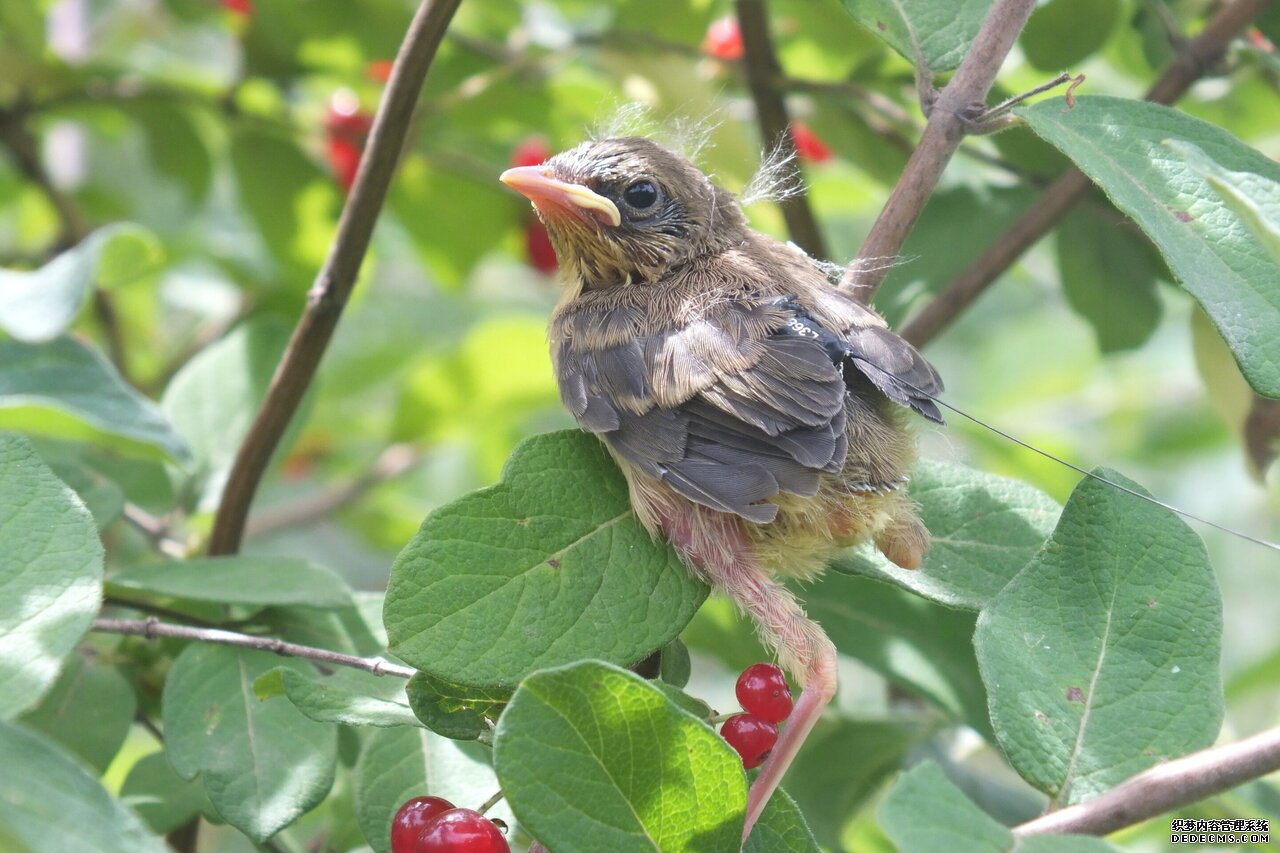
[325,91,375,194]
[720,662,794,769]
[391,796,509,853]
[509,137,559,275]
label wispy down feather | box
[589,103,719,164]
[739,143,806,207]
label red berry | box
[417,808,510,852]
[524,220,558,274]
[367,59,395,82]
[220,0,252,16]
[509,137,551,169]
[720,713,778,770]
[702,16,744,61]
[391,797,454,853]
[327,136,362,193]
[791,121,833,164]
[736,663,793,723]
[326,90,374,140]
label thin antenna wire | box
[910,385,1280,553]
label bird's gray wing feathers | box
[554,296,940,522]
[771,297,945,424]
[555,301,848,523]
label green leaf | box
[0,720,167,853]
[0,224,163,343]
[384,430,707,688]
[880,762,1119,852]
[229,127,335,278]
[405,672,511,741]
[830,460,1059,609]
[799,573,992,738]
[163,644,338,841]
[255,667,422,728]
[1057,208,1164,352]
[119,752,215,835]
[42,457,125,531]
[108,556,352,609]
[353,727,515,853]
[127,102,214,204]
[1170,140,1280,261]
[392,160,520,288]
[745,787,821,853]
[161,317,292,509]
[875,186,1037,327]
[1017,96,1280,397]
[494,660,747,853]
[262,601,385,657]
[0,434,103,719]
[0,337,188,463]
[654,681,714,721]
[659,638,691,688]
[786,719,930,851]
[841,0,995,73]
[974,469,1223,805]
[17,654,135,773]
[1021,0,1120,72]
[881,762,1006,851]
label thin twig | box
[780,77,920,129]
[121,503,188,558]
[92,617,416,678]
[840,0,1038,301]
[135,711,164,743]
[103,597,221,628]
[978,72,1080,125]
[144,300,256,395]
[735,0,829,260]
[245,443,420,538]
[0,109,128,371]
[1015,727,1280,836]
[0,110,89,244]
[900,0,1270,346]
[1143,0,1189,50]
[207,0,462,556]
[476,790,505,816]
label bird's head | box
[500,136,747,291]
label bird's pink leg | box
[653,499,838,843]
[743,637,836,835]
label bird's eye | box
[622,180,658,210]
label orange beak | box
[499,166,621,228]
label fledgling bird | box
[500,137,943,840]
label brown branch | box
[92,617,415,679]
[1015,726,1280,837]
[735,0,829,260]
[245,443,420,539]
[0,109,128,371]
[207,0,462,556]
[840,0,1038,300]
[900,0,1269,347]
